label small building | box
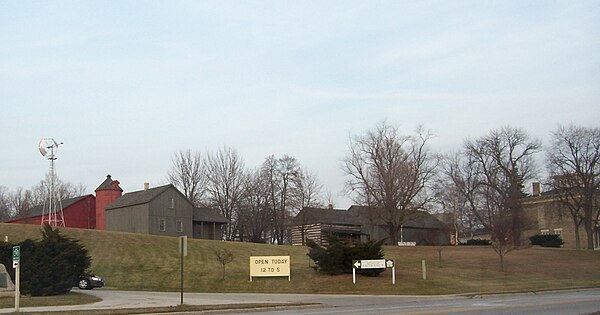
[290,207,364,246]
[290,205,450,246]
[193,207,228,240]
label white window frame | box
[159,219,166,232]
[553,228,563,235]
[540,229,550,235]
[169,197,175,209]
[176,220,183,233]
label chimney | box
[532,182,541,196]
[328,204,334,210]
[144,182,150,190]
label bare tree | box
[298,169,324,208]
[434,160,481,243]
[0,186,12,221]
[343,122,438,244]
[205,146,246,241]
[445,126,541,271]
[547,125,600,250]
[168,149,206,206]
[30,175,87,205]
[261,155,303,244]
[212,247,234,280]
[237,169,271,243]
[9,187,34,218]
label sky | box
[1,1,599,208]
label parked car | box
[78,275,104,290]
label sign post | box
[12,246,20,313]
[179,236,187,305]
[352,259,395,285]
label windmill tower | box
[38,138,65,227]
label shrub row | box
[460,238,492,246]
[529,234,564,248]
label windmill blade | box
[39,138,48,157]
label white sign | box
[249,256,290,281]
[398,242,416,246]
[352,259,396,285]
[353,259,385,269]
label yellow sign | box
[249,256,290,281]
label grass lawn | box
[0,292,100,308]
[1,223,599,296]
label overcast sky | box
[1,1,599,208]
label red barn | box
[7,194,97,229]
[6,175,122,230]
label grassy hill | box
[1,223,599,295]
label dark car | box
[78,275,104,290]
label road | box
[0,289,598,314]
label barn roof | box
[105,185,172,210]
[6,194,94,222]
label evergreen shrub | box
[307,235,385,277]
[528,234,564,248]
[462,239,492,246]
[0,224,91,296]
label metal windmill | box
[38,138,65,227]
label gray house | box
[105,184,227,240]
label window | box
[169,197,175,209]
[159,219,166,231]
[540,229,550,235]
[553,228,563,236]
[176,220,183,233]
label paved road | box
[1,289,598,314]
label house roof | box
[193,207,229,224]
[402,211,448,229]
[105,185,172,210]
[7,194,94,222]
[348,205,440,228]
[291,207,360,226]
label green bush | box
[462,239,492,246]
[529,234,564,248]
[0,224,91,296]
[307,235,385,277]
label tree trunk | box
[585,220,594,250]
[574,224,581,250]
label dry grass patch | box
[0,292,100,308]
